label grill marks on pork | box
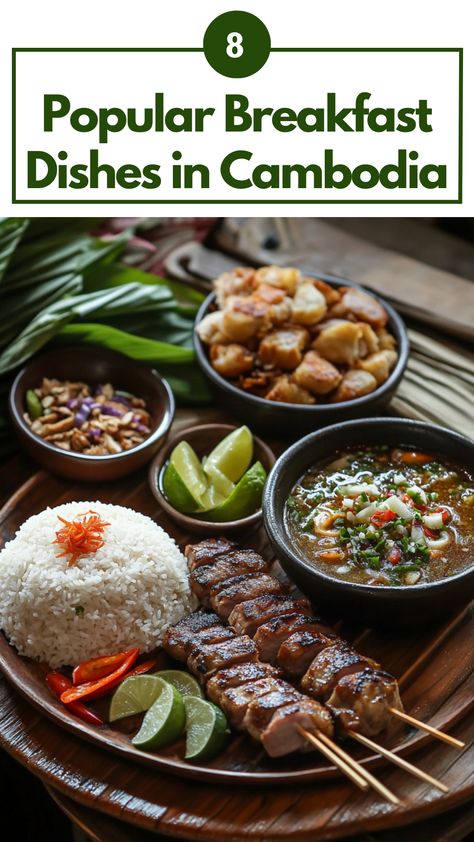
[187,635,258,682]
[277,629,335,677]
[243,685,303,741]
[220,677,285,729]
[327,669,403,736]
[185,537,236,571]
[163,610,220,660]
[211,574,288,621]
[254,613,333,663]
[301,643,380,700]
[229,595,312,637]
[207,662,282,707]
[262,700,334,757]
[190,552,270,603]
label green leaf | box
[84,262,205,309]
[0,219,29,284]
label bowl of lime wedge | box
[149,424,275,535]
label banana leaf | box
[84,262,205,312]
[0,283,180,375]
[54,323,210,404]
[0,218,29,283]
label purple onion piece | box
[66,399,78,410]
[89,402,103,410]
[100,404,124,417]
[75,405,91,427]
[112,395,132,407]
[136,424,149,434]
[82,396,95,406]
[88,427,102,439]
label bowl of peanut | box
[9,346,175,481]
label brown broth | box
[285,446,474,587]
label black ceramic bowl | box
[10,346,175,482]
[263,418,474,629]
[194,273,409,436]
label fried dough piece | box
[258,328,309,370]
[214,268,256,309]
[222,295,268,342]
[331,369,378,402]
[357,322,380,357]
[377,328,397,351]
[196,311,230,345]
[293,351,342,395]
[330,288,388,328]
[254,265,301,296]
[291,282,327,326]
[312,320,363,366]
[265,375,315,405]
[210,343,254,378]
[356,350,397,385]
[312,278,342,306]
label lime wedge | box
[109,675,166,722]
[184,696,230,761]
[199,483,226,512]
[205,426,253,483]
[155,670,204,699]
[162,441,208,513]
[200,461,267,523]
[204,464,235,499]
[131,681,185,750]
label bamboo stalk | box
[348,730,449,793]
[389,708,465,749]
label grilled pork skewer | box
[162,609,449,797]
[185,539,403,736]
[162,610,334,757]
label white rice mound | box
[0,501,196,668]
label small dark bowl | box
[264,418,474,629]
[194,273,409,436]
[9,346,175,482]
[149,423,275,536]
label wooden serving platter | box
[0,467,472,789]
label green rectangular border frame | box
[11,47,463,204]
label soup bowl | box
[263,418,474,628]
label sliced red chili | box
[387,546,402,565]
[73,651,132,685]
[46,671,104,726]
[434,506,451,524]
[60,648,139,705]
[423,526,439,540]
[88,657,159,700]
[370,510,397,529]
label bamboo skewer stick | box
[298,728,400,804]
[296,727,368,791]
[389,708,465,749]
[348,730,449,793]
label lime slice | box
[205,426,253,483]
[109,675,166,722]
[155,670,204,699]
[200,461,267,523]
[184,696,230,761]
[132,681,185,750]
[162,441,208,513]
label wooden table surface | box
[0,410,473,842]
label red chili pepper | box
[370,510,397,529]
[60,648,139,705]
[423,526,439,540]
[73,650,132,685]
[387,546,402,565]
[46,671,103,727]
[86,657,159,700]
[401,493,415,507]
[434,506,451,524]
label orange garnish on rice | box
[53,510,110,566]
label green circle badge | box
[203,11,271,79]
